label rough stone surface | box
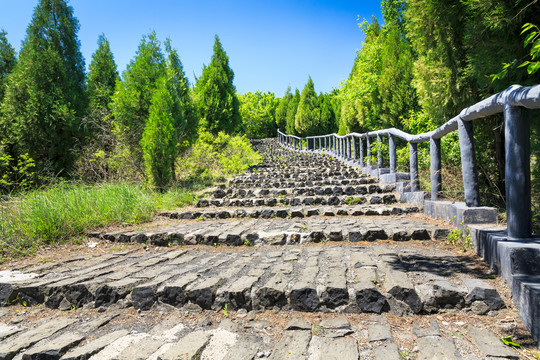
[268,330,311,360]
[467,325,519,359]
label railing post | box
[505,105,532,239]
[352,136,357,160]
[389,134,396,173]
[458,118,480,207]
[430,137,442,200]
[324,136,327,150]
[366,136,371,166]
[359,137,364,167]
[346,137,350,159]
[377,134,383,168]
[409,142,420,192]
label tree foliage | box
[239,91,278,139]
[141,69,182,190]
[295,76,321,137]
[275,86,292,131]
[87,34,118,113]
[164,39,197,150]
[194,35,241,135]
[0,0,86,174]
[285,89,300,135]
[0,30,16,105]
[111,32,166,173]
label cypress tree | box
[0,30,16,104]
[0,0,86,173]
[295,76,321,136]
[285,89,300,135]
[140,68,182,190]
[319,93,336,134]
[87,34,118,113]
[194,35,241,135]
[164,39,197,149]
[111,32,166,172]
[275,86,292,131]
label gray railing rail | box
[278,84,540,240]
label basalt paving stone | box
[0,246,507,317]
[0,308,527,360]
[160,204,419,220]
[196,194,399,208]
[93,216,448,247]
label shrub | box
[176,130,261,182]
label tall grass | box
[0,182,196,257]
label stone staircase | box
[0,138,533,359]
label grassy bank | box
[0,182,196,258]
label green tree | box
[194,35,241,135]
[319,93,337,134]
[239,91,278,139]
[87,34,118,113]
[295,76,321,137]
[275,86,292,131]
[164,39,197,151]
[285,89,300,135]
[141,67,183,190]
[0,0,86,173]
[338,17,383,134]
[0,30,16,104]
[378,3,417,128]
[111,32,166,173]
[405,0,470,124]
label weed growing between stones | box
[222,304,229,318]
[312,324,324,336]
[446,228,474,251]
[345,196,363,205]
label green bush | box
[177,130,261,182]
[0,152,37,194]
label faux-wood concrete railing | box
[277,84,540,240]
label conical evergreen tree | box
[295,76,320,136]
[87,34,118,113]
[0,30,16,104]
[194,35,241,135]
[275,86,291,131]
[111,32,166,171]
[285,89,300,135]
[0,0,86,173]
[319,93,336,134]
[164,39,197,148]
[141,68,181,190]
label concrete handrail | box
[277,84,540,240]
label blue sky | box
[0,0,383,95]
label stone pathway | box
[0,138,534,359]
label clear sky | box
[0,0,383,95]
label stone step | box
[0,246,506,315]
[226,177,376,189]
[92,216,449,247]
[0,293,523,359]
[196,193,399,208]
[210,183,394,200]
[159,204,419,220]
